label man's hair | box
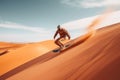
[57,25,60,29]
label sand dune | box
[0,25,94,77]
[0,42,25,55]
[0,42,24,48]
[0,40,58,75]
[0,23,120,80]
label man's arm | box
[53,30,58,39]
[64,29,71,39]
[66,32,71,39]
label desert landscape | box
[0,22,120,80]
[0,0,120,80]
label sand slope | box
[0,40,60,76]
[0,42,24,52]
[0,23,120,80]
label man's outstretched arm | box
[64,29,71,39]
[53,31,58,39]
[67,33,71,39]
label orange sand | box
[0,23,120,80]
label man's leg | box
[55,38,64,48]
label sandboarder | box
[53,25,71,50]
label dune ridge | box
[0,42,25,56]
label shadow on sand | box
[0,50,8,56]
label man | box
[54,25,71,50]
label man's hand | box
[67,34,70,40]
[68,37,70,40]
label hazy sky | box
[0,0,120,42]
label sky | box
[0,0,120,42]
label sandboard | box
[52,43,71,52]
[52,48,61,52]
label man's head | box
[57,25,60,30]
